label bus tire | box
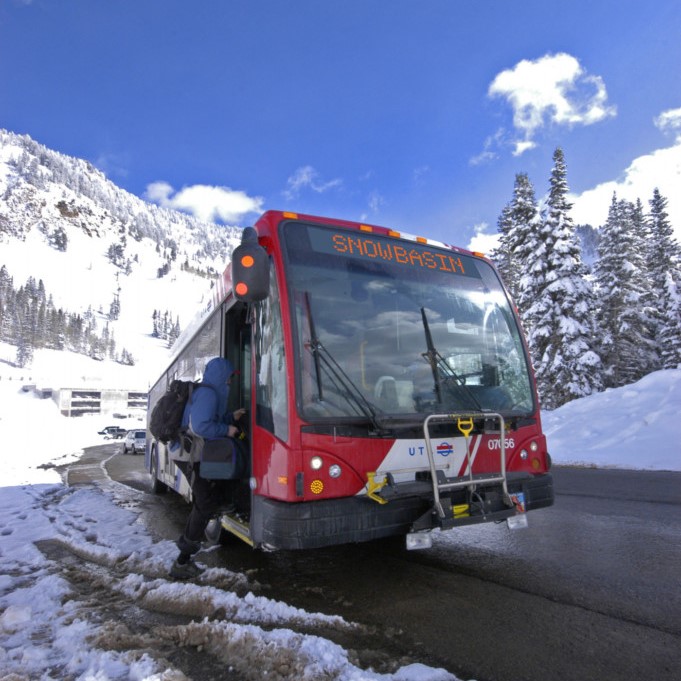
[149,447,168,495]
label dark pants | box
[176,462,234,555]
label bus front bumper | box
[251,472,553,550]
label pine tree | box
[12,294,33,368]
[647,188,681,368]
[49,225,68,251]
[120,348,135,366]
[109,293,121,321]
[108,327,116,360]
[520,148,602,408]
[631,197,659,367]
[0,266,14,341]
[167,317,181,348]
[493,173,542,308]
[107,242,125,267]
[595,195,658,386]
[15,335,33,368]
[493,201,513,288]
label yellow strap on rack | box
[457,416,474,438]
[366,472,389,505]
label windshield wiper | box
[304,292,383,428]
[304,292,324,401]
[420,307,483,411]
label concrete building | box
[52,387,147,417]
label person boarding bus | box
[169,357,245,579]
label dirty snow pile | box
[0,350,679,681]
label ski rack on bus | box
[423,411,512,520]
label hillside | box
[0,129,242,387]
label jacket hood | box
[202,357,234,390]
[180,357,234,435]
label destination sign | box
[304,225,477,277]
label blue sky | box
[2,0,681,248]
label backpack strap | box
[177,382,198,454]
[185,382,219,437]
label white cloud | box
[282,165,342,200]
[489,53,616,155]
[145,182,264,223]
[570,135,681,241]
[145,181,173,204]
[359,191,385,223]
[367,190,385,214]
[93,151,129,179]
[655,107,681,136]
[469,129,505,166]
[512,140,537,156]
[467,222,500,255]
[412,165,430,186]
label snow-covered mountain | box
[0,129,243,387]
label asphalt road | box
[93,449,681,681]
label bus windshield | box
[283,221,535,421]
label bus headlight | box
[329,464,342,478]
[310,456,323,470]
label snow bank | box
[542,368,681,471]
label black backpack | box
[149,380,208,444]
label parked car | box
[122,429,147,455]
[98,426,127,439]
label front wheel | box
[149,447,168,495]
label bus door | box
[222,302,253,509]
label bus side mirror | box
[231,226,270,302]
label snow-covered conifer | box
[595,195,659,386]
[492,202,513,290]
[492,173,540,306]
[647,188,681,367]
[521,148,602,408]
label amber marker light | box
[241,254,255,268]
[310,480,324,494]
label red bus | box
[146,210,553,550]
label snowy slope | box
[0,129,243,385]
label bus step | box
[219,513,254,546]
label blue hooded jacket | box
[181,357,235,440]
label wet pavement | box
[67,446,681,681]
